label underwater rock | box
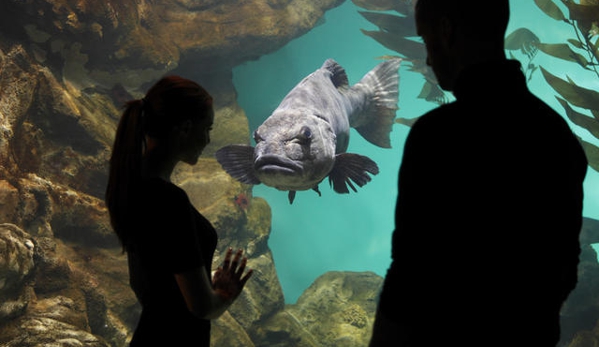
[580,216,599,246]
[0,42,117,200]
[212,311,256,347]
[287,271,382,346]
[231,251,285,332]
[1,315,110,347]
[25,238,131,346]
[256,271,383,347]
[0,224,36,320]
[0,45,39,179]
[13,174,117,248]
[0,0,345,91]
[30,296,90,333]
[46,181,116,249]
[205,103,252,158]
[33,250,72,295]
[16,175,54,238]
[568,329,599,347]
[560,217,599,346]
[254,310,321,347]
[0,181,19,223]
[82,277,130,347]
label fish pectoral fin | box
[395,116,419,127]
[288,190,296,204]
[215,145,261,185]
[328,153,379,194]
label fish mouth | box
[254,154,303,175]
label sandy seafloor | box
[231,0,599,303]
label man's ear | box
[439,15,456,48]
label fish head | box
[253,109,337,191]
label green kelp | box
[504,28,541,81]
[356,0,599,173]
[506,0,599,173]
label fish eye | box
[253,130,263,143]
[298,126,312,142]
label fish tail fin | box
[349,58,401,148]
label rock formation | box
[561,218,599,347]
[0,0,354,345]
[254,271,383,347]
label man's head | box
[415,0,510,90]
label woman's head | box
[142,76,213,140]
[142,76,214,165]
[106,75,213,248]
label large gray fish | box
[216,58,401,204]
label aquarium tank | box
[0,0,598,346]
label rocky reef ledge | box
[0,0,384,345]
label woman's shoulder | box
[139,177,190,207]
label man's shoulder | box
[411,103,461,130]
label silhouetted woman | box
[106,76,252,346]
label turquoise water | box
[233,0,599,303]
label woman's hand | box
[212,248,253,302]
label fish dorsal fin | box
[322,59,349,90]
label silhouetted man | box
[369,0,588,346]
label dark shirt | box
[126,177,217,346]
[378,60,587,345]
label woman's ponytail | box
[105,99,145,249]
